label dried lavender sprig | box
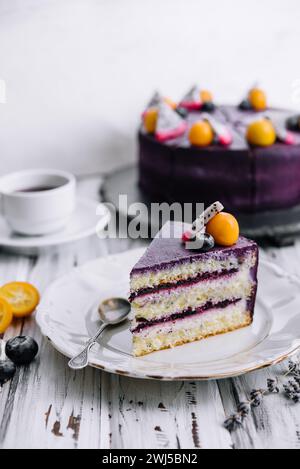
[294,374,300,384]
[288,379,300,392]
[288,360,299,374]
[267,378,280,393]
[283,377,300,402]
[224,390,266,432]
[237,401,251,418]
[249,389,264,407]
[224,357,300,432]
[292,394,300,403]
[224,414,243,432]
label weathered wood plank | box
[107,375,232,449]
[0,246,111,449]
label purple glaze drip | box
[132,298,242,333]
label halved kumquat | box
[0,298,13,333]
[0,282,40,318]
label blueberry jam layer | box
[129,268,238,301]
[131,298,241,333]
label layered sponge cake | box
[130,220,258,357]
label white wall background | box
[1,0,300,176]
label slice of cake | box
[129,211,258,357]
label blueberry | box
[286,115,300,131]
[5,336,38,365]
[188,233,215,251]
[176,107,188,118]
[200,233,215,251]
[0,359,16,386]
[202,101,216,112]
[239,99,252,111]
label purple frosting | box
[131,221,258,275]
[139,105,300,213]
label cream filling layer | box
[132,300,252,356]
[131,270,254,321]
[130,251,256,292]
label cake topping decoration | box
[189,120,214,147]
[192,232,215,251]
[143,92,177,117]
[248,87,267,111]
[246,117,295,146]
[155,102,187,142]
[163,96,177,109]
[182,202,239,249]
[143,107,158,134]
[182,201,224,245]
[189,116,231,147]
[272,120,295,145]
[179,86,215,111]
[206,212,239,247]
[246,118,276,146]
[180,85,202,110]
[239,86,267,112]
[200,90,213,103]
[286,115,300,132]
[202,114,232,146]
[192,201,224,233]
[201,101,216,113]
[146,91,162,109]
[175,106,189,118]
[239,99,253,111]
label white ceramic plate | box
[0,197,109,255]
[36,248,300,380]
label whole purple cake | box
[139,88,300,215]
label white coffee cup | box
[0,169,76,236]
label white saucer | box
[36,248,300,381]
[0,197,108,255]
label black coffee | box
[15,186,59,193]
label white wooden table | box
[0,175,300,450]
